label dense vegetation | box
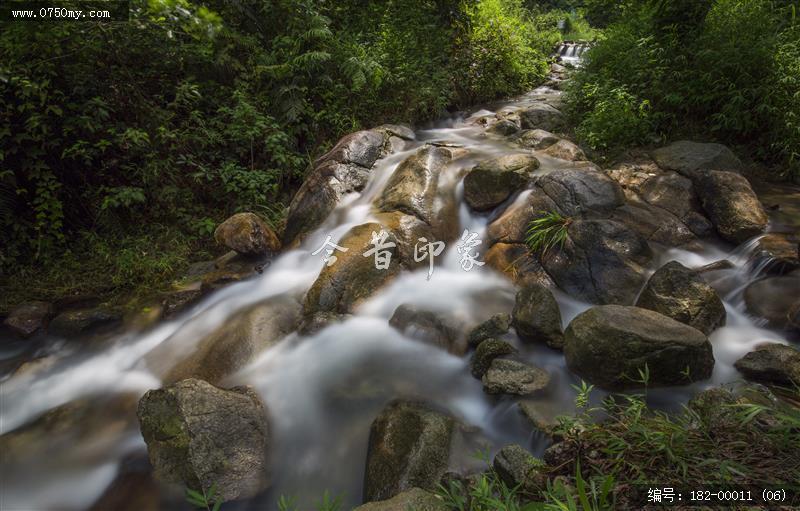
[566,0,800,178]
[0,0,568,310]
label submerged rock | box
[694,170,768,244]
[734,343,800,386]
[283,130,385,245]
[466,313,512,348]
[512,283,563,349]
[364,400,454,502]
[3,301,53,338]
[137,378,270,502]
[214,212,280,256]
[353,488,446,511]
[471,339,516,378]
[564,305,714,390]
[463,154,539,211]
[743,276,800,330]
[482,358,549,396]
[389,304,465,355]
[636,261,726,335]
[651,140,742,179]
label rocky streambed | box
[1,63,799,510]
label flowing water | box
[0,85,796,510]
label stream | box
[1,71,798,511]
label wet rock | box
[519,103,567,132]
[214,212,280,256]
[487,118,520,136]
[283,130,384,245]
[514,129,560,150]
[298,311,349,336]
[463,154,539,211]
[3,301,53,338]
[564,305,714,390]
[389,304,465,355]
[751,233,800,274]
[156,296,301,384]
[377,145,458,241]
[471,339,516,378]
[639,171,713,237]
[49,306,123,337]
[651,140,742,179]
[542,139,586,161]
[486,189,559,245]
[536,168,625,217]
[636,261,726,335]
[696,259,735,273]
[517,402,558,438]
[492,444,545,495]
[353,488,446,511]
[161,289,204,318]
[734,343,800,386]
[694,170,768,244]
[743,276,800,330]
[364,400,454,502]
[482,358,549,396]
[137,378,270,502]
[611,202,696,246]
[484,242,556,288]
[512,284,563,349]
[541,219,652,305]
[374,211,436,270]
[88,455,160,511]
[304,223,401,315]
[467,313,512,348]
[375,124,416,142]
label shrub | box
[574,84,652,150]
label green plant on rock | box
[525,211,572,257]
[186,484,222,511]
[277,490,343,511]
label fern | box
[525,211,572,256]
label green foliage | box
[436,455,536,511]
[277,490,343,511]
[541,463,615,511]
[566,0,800,176]
[525,211,572,256]
[186,484,222,511]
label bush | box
[574,84,652,150]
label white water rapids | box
[0,87,794,511]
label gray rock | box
[515,129,560,150]
[49,307,122,337]
[136,379,270,502]
[364,400,454,502]
[743,276,800,330]
[734,343,800,386]
[536,168,625,217]
[3,301,53,338]
[482,359,549,396]
[389,304,465,355]
[467,313,512,347]
[636,261,726,335]
[487,119,521,136]
[651,140,742,179]
[492,444,545,495]
[639,171,713,237]
[694,170,768,244]
[484,242,556,288]
[512,284,563,349]
[564,305,714,390]
[463,154,539,211]
[610,202,696,246]
[353,488,446,511]
[214,212,280,256]
[283,130,384,245]
[542,139,586,161]
[471,339,516,378]
[519,103,567,132]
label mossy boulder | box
[492,444,545,495]
[49,306,122,338]
[466,313,512,348]
[214,212,280,256]
[636,261,726,335]
[564,305,714,390]
[694,170,768,244]
[512,284,563,349]
[136,378,270,502]
[463,154,539,211]
[3,301,53,338]
[482,359,550,396]
[651,140,742,179]
[471,339,516,378]
[734,343,800,386]
[364,400,454,502]
[353,488,446,511]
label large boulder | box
[353,488,446,511]
[481,359,550,396]
[651,140,742,179]
[486,189,558,246]
[364,400,454,502]
[136,379,270,502]
[304,223,401,316]
[751,233,800,274]
[734,343,800,386]
[743,276,800,330]
[283,130,385,245]
[376,145,458,241]
[536,168,625,217]
[512,284,563,349]
[484,242,556,288]
[389,304,465,355]
[636,261,726,335]
[463,154,539,211]
[541,139,586,161]
[694,170,768,244]
[373,211,436,270]
[638,171,713,237]
[541,219,652,305]
[610,202,696,246]
[3,301,53,338]
[49,306,122,338]
[564,305,714,390]
[514,129,559,150]
[214,212,280,256]
[519,104,567,132]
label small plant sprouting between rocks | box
[277,491,343,511]
[186,484,222,511]
[525,211,572,257]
